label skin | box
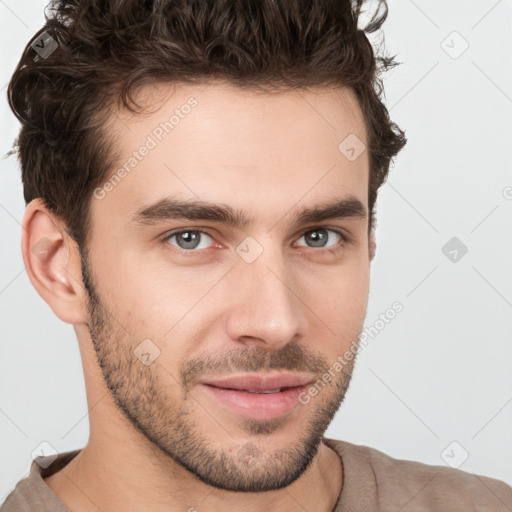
[22,80,376,512]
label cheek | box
[104,271,211,357]
[321,289,368,330]
[89,264,169,338]
[305,265,369,337]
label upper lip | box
[199,372,315,391]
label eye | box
[162,226,350,257]
[164,229,215,252]
[295,228,346,250]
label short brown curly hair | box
[7,0,406,254]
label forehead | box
[93,80,369,229]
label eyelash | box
[161,227,353,258]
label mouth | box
[198,373,313,420]
[199,372,313,392]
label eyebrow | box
[130,195,367,228]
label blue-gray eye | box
[166,230,214,251]
[296,228,342,249]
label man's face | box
[81,81,371,492]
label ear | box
[369,230,376,261]
[21,198,88,325]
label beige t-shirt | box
[2,437,512,511]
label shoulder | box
[324,437,512,511]
[1,476,33,512]
[1,450,80,512]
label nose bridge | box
[224,242,304,347]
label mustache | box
[181,342,329,388]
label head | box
[9,0,406,493]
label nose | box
[223,249,307,351]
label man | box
[2,0,511,510]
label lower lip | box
[199,384,308,420]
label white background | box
[1,0,511,502]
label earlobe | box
[21,199,88,325]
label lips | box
[198,374,313,420]
[199,373,314,393]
